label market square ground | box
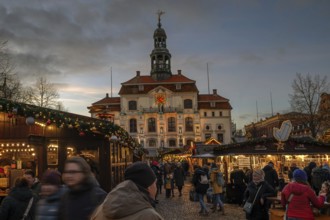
[156,179,246,220]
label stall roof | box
[191,153,216,158]
[213,137,330,156]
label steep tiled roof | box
[198,94,232,110]
[91,96,120,105]
[119,74,199,95]
[122,73,195,85]
[198,94,229,102]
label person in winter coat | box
[210,165,225,215]
[192,168,210,216]
[173,162,185,197]
[243,169,276,220]
[24,169,41,200]
[287,162,299,181]
[58,156,106,220]
[90,161,164,220]
[150,161,162,203]
[304,161,317,186]
[35,170,66,220]
[0,177,38,220]
[262,161,279,190]
[281,169,326,220]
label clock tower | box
[150,10,172,81]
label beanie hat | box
[41,170,61,186]
[293,169,307,182]
[125,161,156,188]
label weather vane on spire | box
[157,10,165,27]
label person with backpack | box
[210,164,225,215]
[192,167,210,216]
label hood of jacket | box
[10,186,33,202]
[285,182,310,196]
[103,180,153,219]
[263,165,273,172]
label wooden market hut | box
[213,137,330,181]
[0,99,143,192]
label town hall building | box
[88,14,232,157]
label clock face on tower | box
[155,93,166,105]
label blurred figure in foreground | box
[35,170,65,220]
[91,161,164,220]
[0,177,37,220]
[58,156,106,220]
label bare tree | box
[0,40,23,101]
[289,73,329,138]
[24,76,60,109]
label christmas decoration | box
[0,98,143,155]
[26,117,35,125]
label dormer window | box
[176,84,181,90]
[139,85,144,91]
[210,102,216,107]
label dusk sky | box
[0,0,329,130]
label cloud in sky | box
[0,0,329,130]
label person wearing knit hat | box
[292,169,307,182]
[281,168,326,219]
[243,169,275,219]
[125,161,157,189]
[91,161,164,220]
[35,170,65,219]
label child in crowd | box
[320,181,330,216]
[164,173,172,198]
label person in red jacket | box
[281,169,326,220]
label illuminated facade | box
[88,16,232,156]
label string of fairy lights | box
[0,98,145,156]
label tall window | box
[184,99,193,109]
[185,117,193,132]
[205,133,211,140]
[168,117,176,132]
[217,133,224,142]
[148,118,156,132]
[129,119,137,133]
[128,100,137,110]
[148,139,156,147]
[169,139,176,147]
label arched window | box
[148,118,156,132]
[168,117,176,132]
[128,101,137,110]
[184,99,193,109]
[129,119,137,133]
[185,117,193,132]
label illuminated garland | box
[0,98,145,156]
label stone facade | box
[88,16,232,156]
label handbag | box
[283,194,294,220]
[243,185,262,214]
[22,197,34,220]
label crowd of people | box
[1,157,330,220]
[226,161,330,220]
[0,158,190,220]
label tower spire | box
[157,10,165,28]
[150,10,172,81]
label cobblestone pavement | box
[156,180,246,220]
